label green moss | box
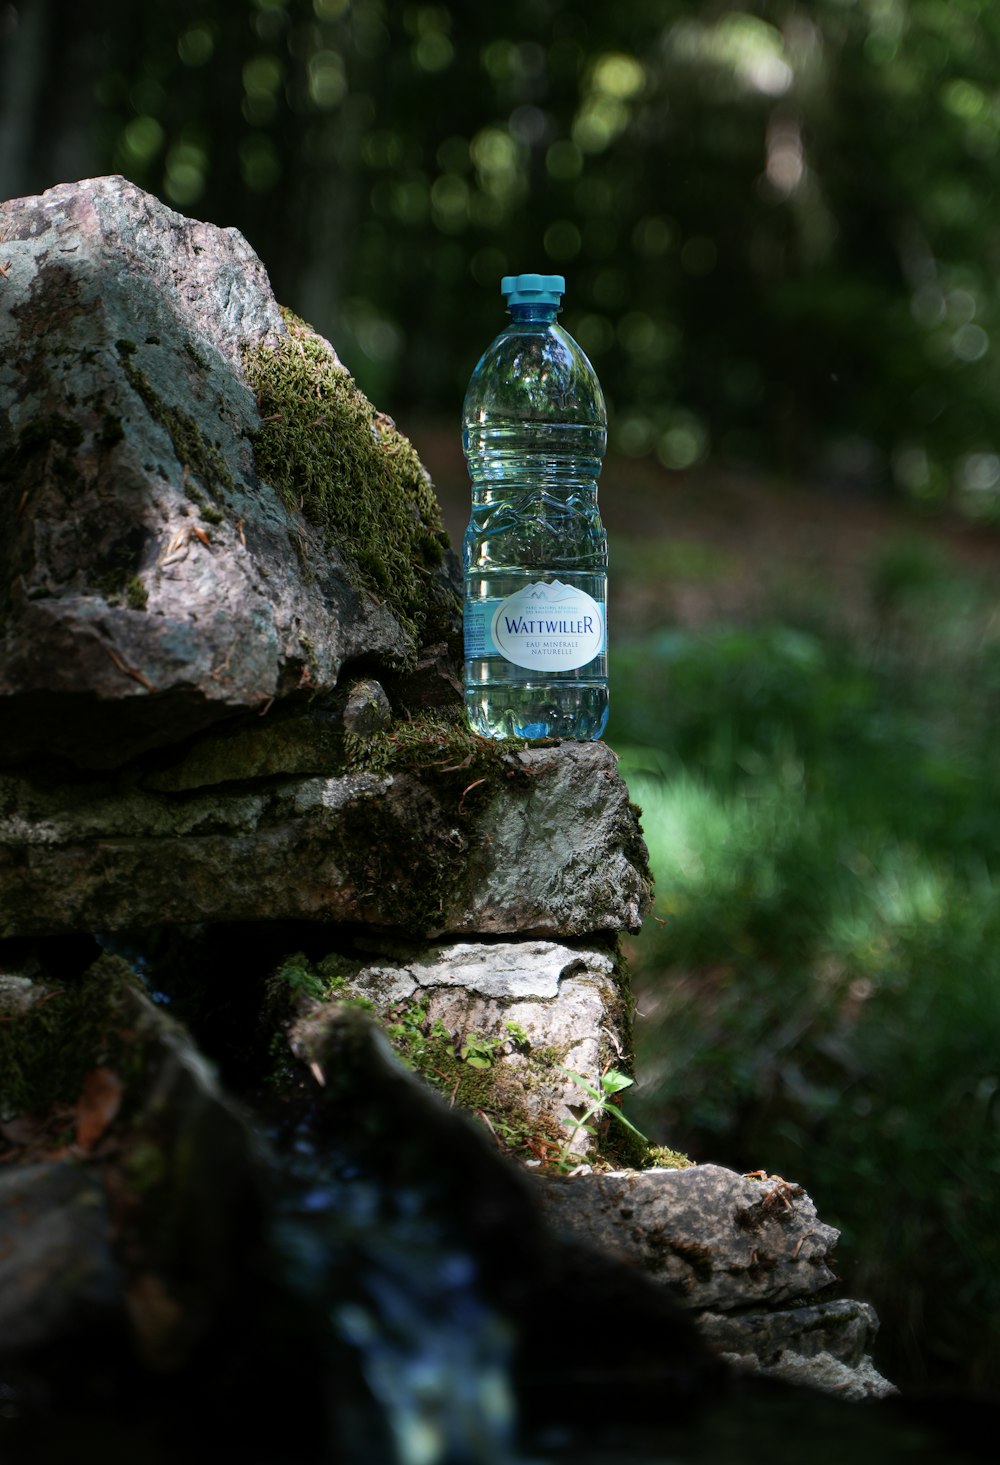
[374,991,573,1164]
[3,415,84,498]
[100,414,125,447]
[116,338,234,504]
[184,340,210,371]
[125,1138,169,1192]
[91,527,146,607]
[342,710,521,781]
[0,953,143,1119]
[644,1144,694,1170]
[243,309,458,650]
[331,713,536,933]
[125,575,148,610]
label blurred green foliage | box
[610,540,1000,1395]
[9,0,1000,509]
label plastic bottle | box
[462,272,608,741]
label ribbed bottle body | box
[462,309,608,740]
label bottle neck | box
[507,303,560,325]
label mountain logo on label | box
[491,581,604,672]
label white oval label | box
[490,581,605,671]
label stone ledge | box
[533,1163,840,1311]
[533,1163,897,1397]
[0,742,650,939]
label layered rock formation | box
[0,177,905,1462]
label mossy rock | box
[244,309,461,654]
[272,939,663,1173]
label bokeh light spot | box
[177,26,214,67]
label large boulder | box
[0,176,460,769]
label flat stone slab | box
[534,1163,840,1311]
[696,1296,879,1369]
[0,741,650,938]
[695,1297,895,1398]
[742,1348,895,1401]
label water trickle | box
[270,1115,529,1465]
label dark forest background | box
[4,0,1000,1401]
[5,0,1000,509]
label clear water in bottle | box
[462,272,609,741]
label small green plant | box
[274,955,328,1003]
[503,1019,529,1047]
[459,1032,500,1069]
[559,1065,647,1149]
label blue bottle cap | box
[501,272,565,307]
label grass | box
[608,527,1000,1397]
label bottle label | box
[465,581,605,671]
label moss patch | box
[89,523,147,607]
[125,575,149,610]
[336,715,534,933]
[278,950,656,1172]
[14,412,85,458]
[0,953,144,1119]
[645,1145,694,1170]
[243,309,457,648]
[342,709,524,782]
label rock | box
[0,1162,122,1350]
[0,950,270,1372]
[697,1296,880,1370]
[532,1164,900,1398]
[1,951,970,1461]
[0,740,650,938]
[728,1345,896,1402]
[0,175,913,1456]
[0,176,460,769]
[697,1298,896,1400]
[533,1163,840,1311]
[290,937,631,1159]
[240,1003,973,1461]
[457,741,649,936]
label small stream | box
[113,925,541,1463]
[269,1112,525,1465]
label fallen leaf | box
[75,1067,123,1150]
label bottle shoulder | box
[463,321,606,426]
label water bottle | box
[462,272,609,741]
